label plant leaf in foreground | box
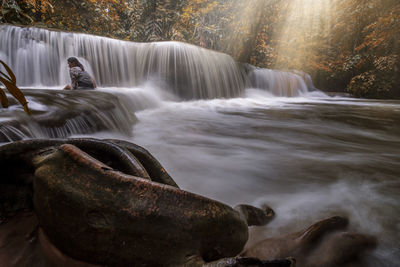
[0,61,30,115]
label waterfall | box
[0,25,245,99]
[247,69,310,97]
[0,25,319,100]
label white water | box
[247,69,310,96]
[1,25,399,266]
[0,25,245,99]
[65,89,399,267]
[0,25,316,98]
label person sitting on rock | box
[63,57,97,90]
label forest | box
[1,0,399,98]
[1,1,400,267]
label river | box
[0,24,399,266]
[63,87,399,267]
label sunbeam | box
[274,0,332,70]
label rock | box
[0,138,377,266]
[234,204,275,227]
[0,211,100,267]
[241,216,377,267]
[105,139,178,187]
[33,143,248,266]
[0,138,270,266]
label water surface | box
[115,91,399,266]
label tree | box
[1,0,399,98]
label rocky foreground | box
[0,138,376,266]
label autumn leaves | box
[0,60,30,115]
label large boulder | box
[0,138,274,266]
[0,138,376,267]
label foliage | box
[0,60,30,114]
[128,0,186,42]
[1,0,132,38]
[1,0,399,98]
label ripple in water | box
[119,93,400,267]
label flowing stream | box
[0,25,399,266]
[79,89,398,267]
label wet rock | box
[0,211,100,267]
[33,143,248,266]
[0,138,377,266]
[106,139,178,187]
[0,138,266,266]
[234,204,275,226]
[242,216,377,267]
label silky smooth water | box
[0,25,312,98]
[70,88,400,267]
[1,24,399,266]
[0,25,245,99]
[1,87,397,266]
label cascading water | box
[1,24,398,267]
[247,68,310,96]
[0,25,245,99]
[0,25,320,141]
[0,89,142,142]
[0,24,318,99]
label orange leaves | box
[19,0,132,38]
[310,61,332,72]
[0,60,30,115]
[356,4,400,52]
[23,0,54,13]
